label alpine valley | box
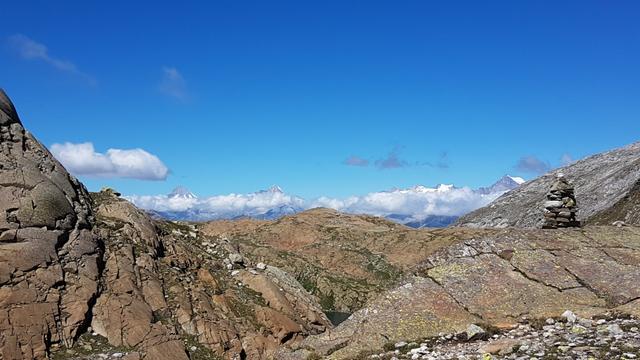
[1,89,640,360]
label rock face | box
[455,141,640,228]
[542,174,581,229]
[0,89,101,359]
[85,190,331,360]
[281,226,640,359]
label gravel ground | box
[369,311,640,360]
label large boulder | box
[0,89,101,359]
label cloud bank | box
[128,182,508,222]
[51,142,169,180]
[310,185,501,219]
[129,186,305,219]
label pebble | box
[562,310,577,323]
[465,324,486,340]
[371,313,640,360]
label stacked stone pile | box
[543,174,581,228]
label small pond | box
[325,311,351,326]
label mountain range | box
[130,175,525,227]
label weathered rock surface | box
[456,141,640,228]
[355,313,640,360]
[0,89,101,359]
[86,191,331,360]
[280,226,640,359]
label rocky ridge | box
[0,89,101,360]
[456,142,640,228]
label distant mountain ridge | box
[129,175,524,227]
[476,175,525,195]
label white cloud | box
[159,66,188,100]
[128,187,305,219]
[128,183,507,222]
[51,142,169,180]
[8,34,95,84]
[310,185,501,220]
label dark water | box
[325,311,351,326]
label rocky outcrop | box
[0,89,102,359]
[455,141,640,228]
[90,194,189,360]
[280,226,640,359]
[84,190,332,360]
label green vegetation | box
[184,335,223,360]
[319,291,336,311]
[50,333,132,360]
[306,352,322,360]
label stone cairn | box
[542,173,581,228]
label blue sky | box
[1,1,639,198]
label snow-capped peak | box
[435,183,455,192]
[267,185,283,194]
[507,175,526,185]
[410,185,430,193]
[401,184,456,194]
[168,186,197,199]
[475,175,525,195]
